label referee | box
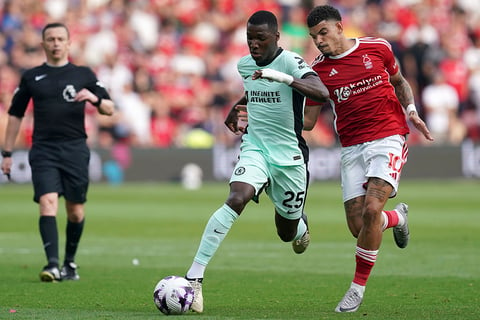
[1,23,114,282]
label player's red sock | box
[382,209,400,230]
[353,246,378,286]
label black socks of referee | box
[39,216,59,267]
[64,218,85,264]
[39,216,85,267]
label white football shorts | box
[340,134,408,202]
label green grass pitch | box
[0,180,478,319]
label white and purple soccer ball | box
[153,276,194,315]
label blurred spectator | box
[114,81,152,147]
[463,32,480,142]
[422,70,465,145]
[401,2,440,113]
[149,92,179,148]
[96,53,133,98]
[439,5,471,114]
[1,0,480,149]
[128,1,159,52]
[281,6,309,55]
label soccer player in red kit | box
[304,5,434,313]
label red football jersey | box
[306,37,409,147]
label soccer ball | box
[153,275,194,315]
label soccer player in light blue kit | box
[185,10,329,313]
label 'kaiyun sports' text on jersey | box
[238,48,317,166]
[9,63,110,143]
[306,37,410,147]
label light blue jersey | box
[237,48,315,166]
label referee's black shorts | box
[29,139,90,203]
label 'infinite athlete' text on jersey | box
[238,48,317,166]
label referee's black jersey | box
[8,62,111,143]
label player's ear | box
[335,21,344,34]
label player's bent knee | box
[225,195,249,214]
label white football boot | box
[393,203,410,248]
[187,278,203,313]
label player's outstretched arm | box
[406,106,434,141]
[390,71,434,141]
[253,68,328,103]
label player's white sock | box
[381,211,388,230]
[186,261,205,280]
[381,209,405,230]
[350,282,365,297]
[395,208,406,226]
[293,217,307,241]
[192,204,238,267]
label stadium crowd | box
[1,0,480,150]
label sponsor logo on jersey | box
[247,90,282,104]
[35,74,47,81]
[362,54,373,69]
[287,209,300,214]
[294,56,307,69]
[96,81,106,88]
[333,75,383,102]
[329,68,338,77]
[234,167,245,175]
[63,85,77,102]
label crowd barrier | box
[1,140,479,184]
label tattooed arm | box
[390,70,434,141]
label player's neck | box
[336,38,355,56]
[46,60,69,67]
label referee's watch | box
[1,150,12,158]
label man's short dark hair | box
[307,5,342,28]
[248,10,278,33]
[42,22,70,39]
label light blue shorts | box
[230,149,308,220]
[341,135,408,202]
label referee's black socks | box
[39,216,59,267]
[64,218,85,263]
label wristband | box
[260,68,294,85]
[406,104,417,115]
[92,97,102,107]
[1,150,12,158]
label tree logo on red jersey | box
[363,54,373,69]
